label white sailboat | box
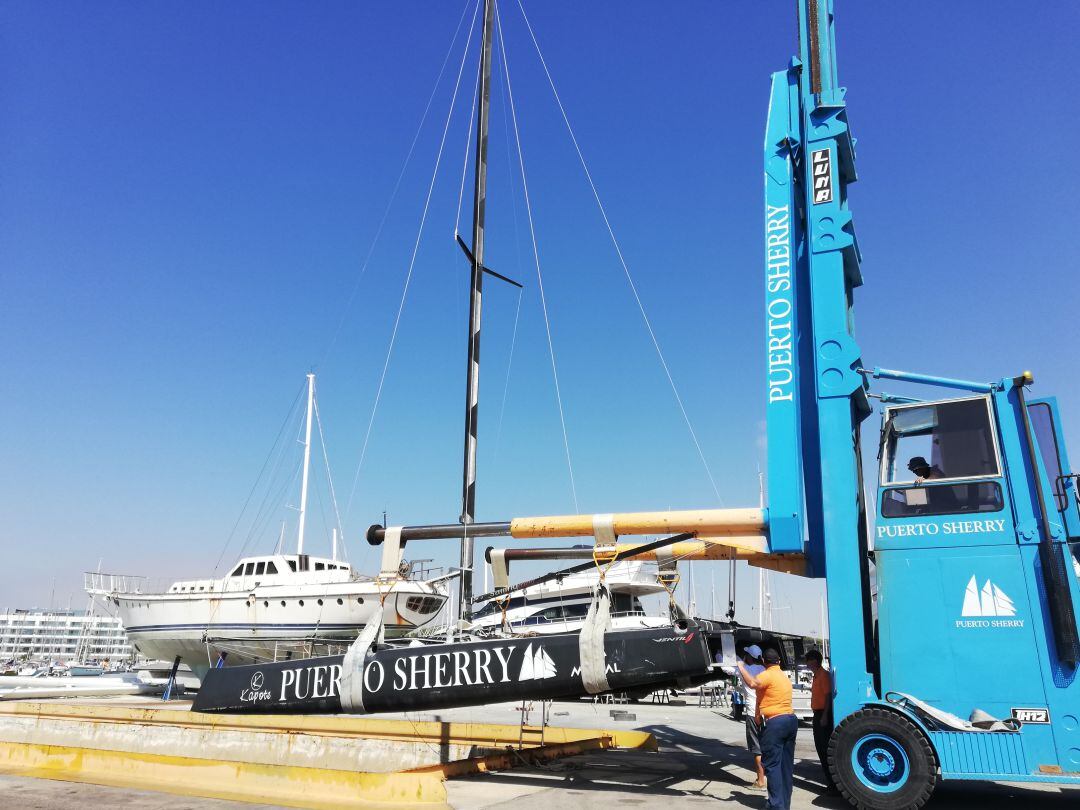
[86,374,448,682]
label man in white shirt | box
[739,644,767,789]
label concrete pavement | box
[1,698,1077,808]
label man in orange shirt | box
[737,644,767,789]
[805,649,836,792]
[738,647,798,810]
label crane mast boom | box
[764,0,874,714]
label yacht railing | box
[83,572,171,596]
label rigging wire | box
[213,380,306,573]
[319,0,478,367]
[492,287,523,466]
[454,49,482,238]
[243,458,303,561]
[491,37,527,470]
[241,409,311,558]
[313,394,349,564]
[514,0,725,507]
[312,473,331,554]
[343,0,484,526]
[495,1,579,512]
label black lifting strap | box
[726,559,737,621]
[472,532,696,605]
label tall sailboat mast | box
[458,0,496,623]
[297,372,315,555]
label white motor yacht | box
[467,561,671,636]
[87,553,446,681]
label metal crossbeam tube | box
[868,366,996,393]
[508,507,766,538]
[367,507,765,546]
[367,521,510,545]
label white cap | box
[745,644,763,659]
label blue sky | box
[2,2,1078,635]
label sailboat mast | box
[297,372,315,555]
[458,0,496,623]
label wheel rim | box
[850,733,911,793]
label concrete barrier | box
[0,701,656,808]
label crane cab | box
[868,377,1080,792]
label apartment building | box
[0,608,133,663]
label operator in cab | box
[738,648,798,810]
[908,455,959,510]
[907,456,944,482]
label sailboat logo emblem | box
[961,575,1016,617]
[518,643,557,682]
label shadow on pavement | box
[451,720,1080,809]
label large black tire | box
[828,708,937,810]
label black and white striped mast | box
[458,0,497,625]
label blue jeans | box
[760,713,798,810]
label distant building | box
[0,608,133,663]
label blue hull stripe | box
[126,623,370,633]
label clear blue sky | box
[2,2,1078,635]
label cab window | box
[1029,402,1068,512]
[881,397,1000,484]
[882,482,1004,518]
[880,396,1003,518]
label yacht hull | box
[112,582,445,681]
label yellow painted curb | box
[0,740,447,809]
[417,736,612,777]
[0,702,656,751]
[0,702,658,806]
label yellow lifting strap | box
[591,513,620,582]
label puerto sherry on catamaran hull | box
[192,625,714,714]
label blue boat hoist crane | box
[199,2,1080,806]
[756,0,1080,804]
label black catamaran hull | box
[192,625,712,714]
